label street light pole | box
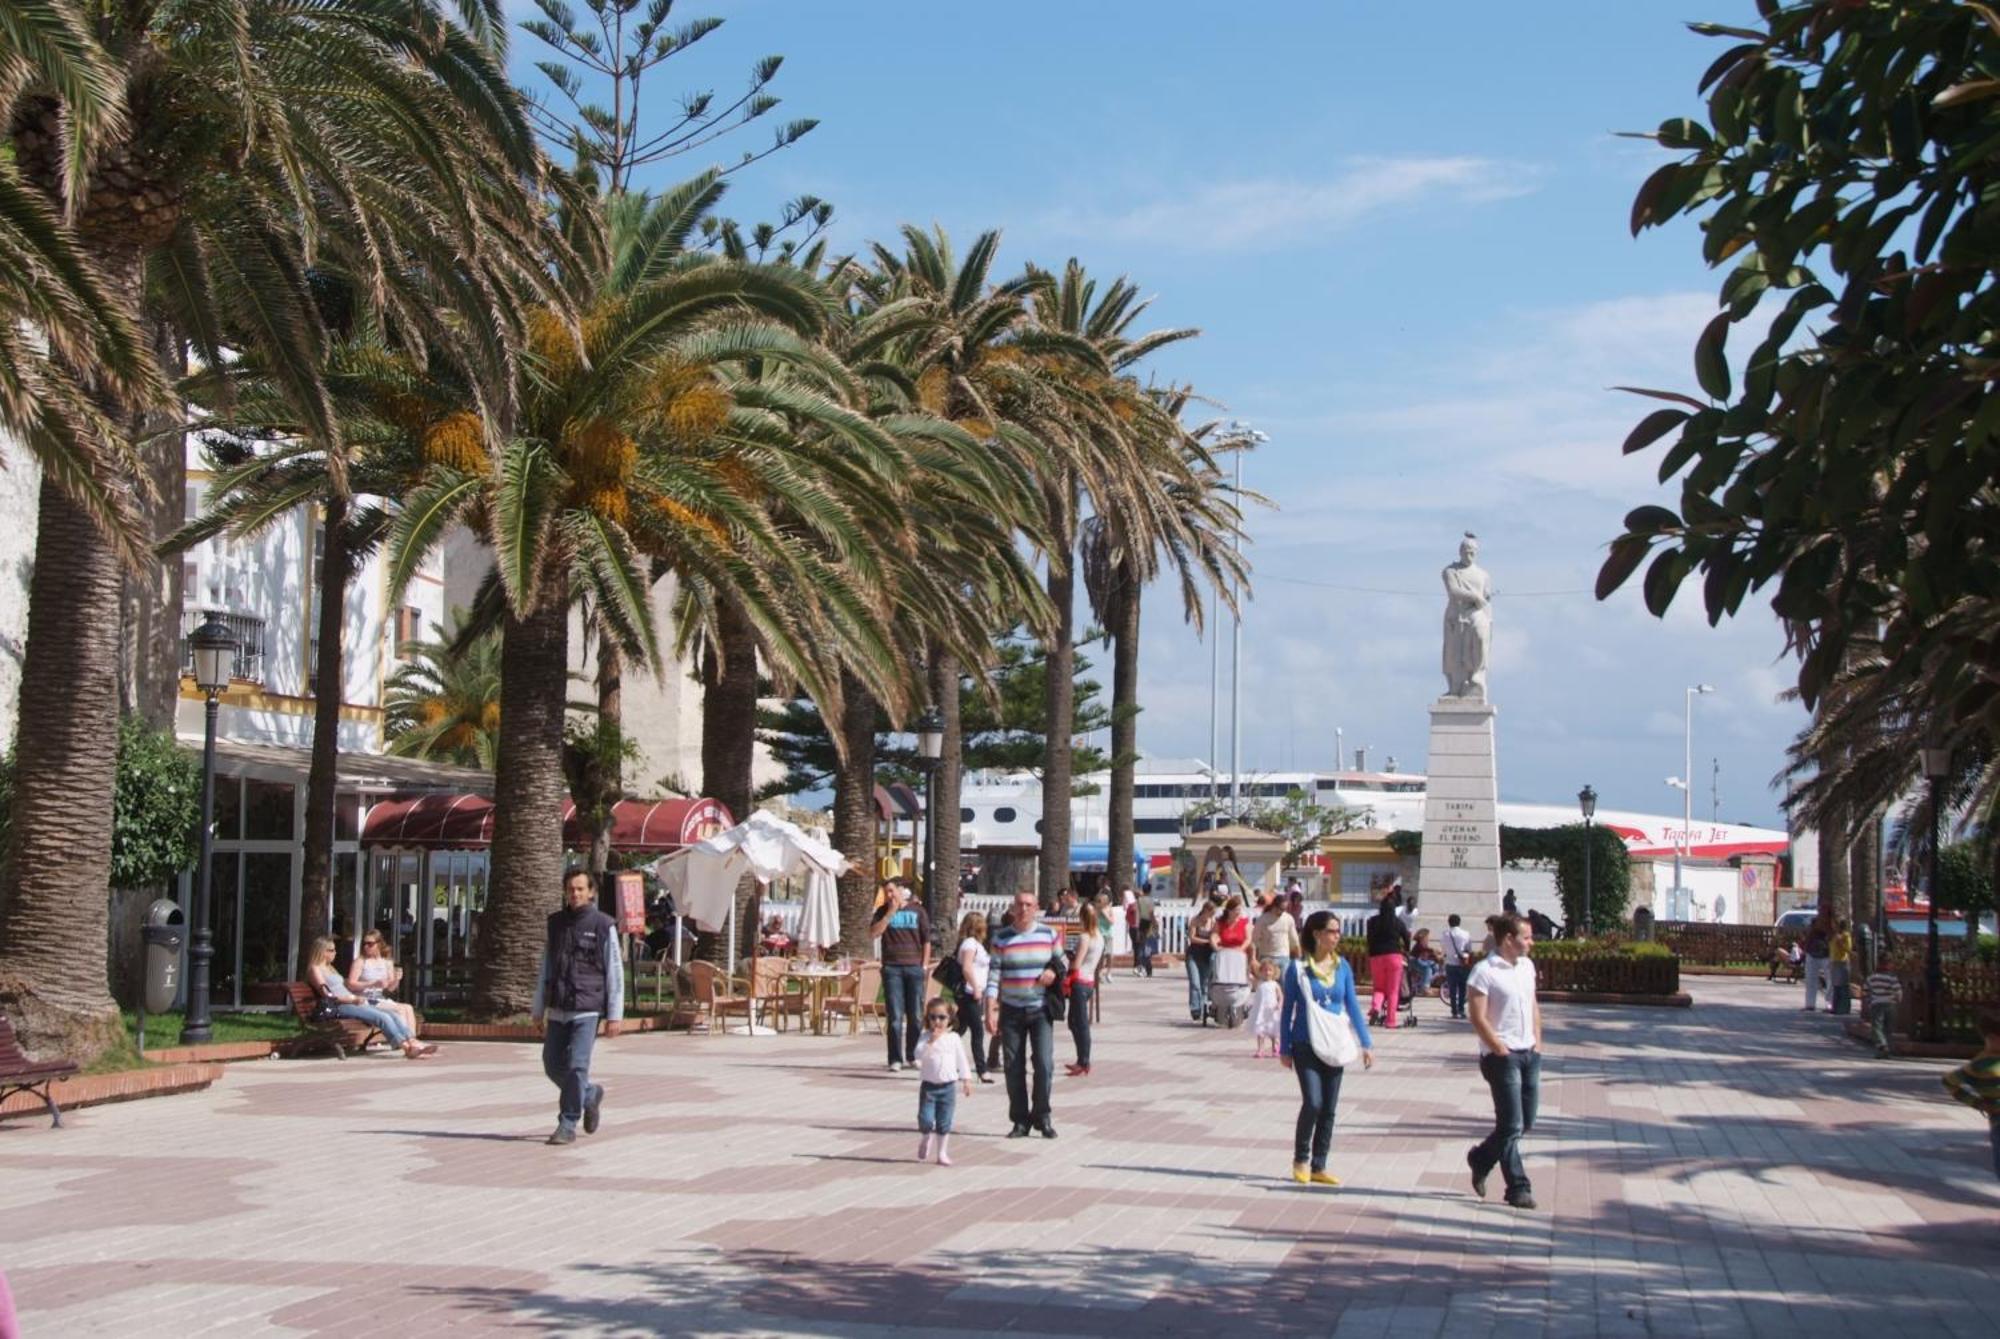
[1921,744,1950,1043]
[1675,684,1714,917]
[1578,784,1598,937]
[184,613,239,1045]
[916,705,944,923]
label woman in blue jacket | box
[1279,910,1374,1185]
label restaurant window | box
[243,779,294,840]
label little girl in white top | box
[1249,960,1284,1057]
[913,1001,975,1165]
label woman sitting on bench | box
[345,930,419,1042]
[307,937,436,1059]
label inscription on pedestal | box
[1416,697,1502,939]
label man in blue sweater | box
[533,869,624,1146]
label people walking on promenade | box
[1441,913,1473,1019]
[984,889,1068,1138]
[531,869,623,1145]
[1253,892,1302,986]
[1864,963,1904,1057]
[1280,910,1374,1184]
[1466,911,1542,1209]
[1828,918,1853,1014]
[1802,913,1831,1012]
[1066,903,1104,1076]
[954,911,994,1083]
[1210,895,1254,1027]
[1942,1009,2000,1181]
[1186,897,1218,1023]
[305,937,437,1060]
[1250,961,1283,1058]
[914,1000,976,1165]
[1134,887,1157,977]
[871,878,932,1072]
[1366,891,1411,1028]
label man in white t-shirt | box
[1465,910,1542,1210]
[1440,913,1474,1020]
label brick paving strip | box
[2,975,1995,1337]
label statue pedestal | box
[1416,697,1501,938]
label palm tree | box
[386,618,503,769]
[0,0,546,1062]
[1081,400,1252,898]
[1018,260,1210,904]
[386,176,919,1014]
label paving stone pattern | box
[2,975,1995,1337]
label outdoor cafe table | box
[786,962,850,1035]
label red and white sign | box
[614,870,646,936]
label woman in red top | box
[1209,896,1255,1028]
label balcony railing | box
[182,609,267,685]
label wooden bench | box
[1,1015,78,1127]
[286,981,382,1059]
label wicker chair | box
[820,961,883,1035]
[683,960,753,1035]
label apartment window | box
[392,606,422,658]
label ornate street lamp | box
[183,613,238,1044]
[1578,784,1598,936]
[1920,743,1951,1043]
[916,705,945,919]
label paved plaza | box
[2,974,1995,1337]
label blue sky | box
[511,0,1801,827]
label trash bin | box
[140,899,186,1014]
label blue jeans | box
[918,1081,958,1134]
[542,1014,601,1133]
[1068,983,1094,1066]
[1186,949,1213,1020]
[1411,959,1438,994]
[1444,964,1471,1018]
[1471,1049,1541,1198]
[336,1002,409,1047]
[1136,927,1155,975]
[882,963,926,1065]
[1291,1050,1347,1170]
[999,1003,1054,1127]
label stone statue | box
[1441,532,1492,700]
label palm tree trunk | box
[832,671,878,954]
[927,645,963,949]
[1817,812,1851,923]
[587,638,621,891]
[700,595,760,960]
[1038,553,1076,906]
[474,568,569,1017]
[0,469,130,1062]
[297,497,351,979]
[1106,561,1141,901]
[1849,807,1883,968]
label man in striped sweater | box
[984,889,1069,1138]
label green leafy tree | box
[1599,1,2000,866]
[0,0,548,1064]
[1936,841,1995,918]
[1181,787,1368,865]
[1,717,198,891]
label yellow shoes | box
[1290,1164,1341,1186]
[1290,1163,1311,1184]
[1310,1170,1341,1187]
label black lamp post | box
[1920,744,1950,1043]
[183,613,238,1044]
[915,706,944,919]
[1578,784,1598,937]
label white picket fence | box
[954,895,1372,956]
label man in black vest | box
[533,869,624,1145]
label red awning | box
[362,793,734,853]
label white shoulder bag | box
[1297,961,1361,1068]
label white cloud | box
[1037,156,1541,251]
[1131,288,1809,827]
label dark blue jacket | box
[1278,957,1374,1061]
[536,904,621,1017]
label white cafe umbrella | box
[653,810,850,934]
[796,867,841,951]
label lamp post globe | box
[184,613,239,1044]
